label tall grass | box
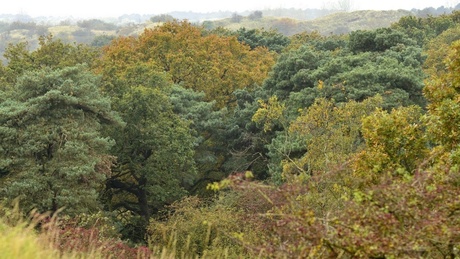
[0,220,60,259]
[0,202,240,259]
[0,204,103,259]
[0,202,138,259]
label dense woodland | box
[1,4,459,60]
[1,8,460,258]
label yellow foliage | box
[252,95,286,132]
[352,105,427,182]
[97,21,275,108]
[284,96,382,177]
[424,40,460,151]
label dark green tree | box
[91,35,116,48]
[0,65,121,215]
[236,28,290,53]
[169,85,227,192]
[349,28,416,53]
[227,27,425,183]
[100,70,197,241]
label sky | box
[3,0,460,18]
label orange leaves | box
[96,21,275,108]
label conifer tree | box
[0,65,121,215]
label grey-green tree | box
[0,65,121,215]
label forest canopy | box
[1,10,460,258]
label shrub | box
[148,195,250,258]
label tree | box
[150,14,175,23]
[231,13,243,23]
[98,63,197,240]
[236,28,290,53]
[424,40,460,153]
[98,21,275,108]
[261,45,329,100]
[77,19,118,30]
[91,34,116,48]
[281,96,382,179]
[227,26,425,184]
[168,85,227,192]
[348,30,377,53]
[248,11,263,20]
[220,88,273,180]
[352,105,428,183]
[0,65,121,215]
[262,33,424,113]
[349,28,416,53]
[423,24,460,76]
[0,34,98,86]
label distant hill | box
[301,10,414,35]
[203,10,413,36]
[0,6,459,62]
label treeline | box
[1,10,460,258]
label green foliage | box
[98,61,198,240]
[262,31,424,113]
[265,131,307,184]
[0,65,120,215]
[148,196,249,257]
[77,19,118,31]
[353,105,428,181]
[169,85,227,188]
[96,21,275,206]
[4,10,460,257]
[283,96,382,179]
[252,95,286,132]
[227,27,424,184]
[1,34,99,86]
[90,34,116,47]
[220,88,272,179]
[150,14,175,23]
[262,44,329,100]
[424,25,460,76]
[424,40,460,157]
[236,27,290,53]
[104,84,196,233]
[393,12,460,45]
[349,28,416,53]
[348,29,377,52]
[98,20,275,108]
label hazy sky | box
[4,0,460,18]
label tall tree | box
[98,64,197,240]
[0,65,120,215]
[1,34,98,87]
[97,21,275,108]
[424,40,460,153]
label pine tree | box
[0,65,121,215]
